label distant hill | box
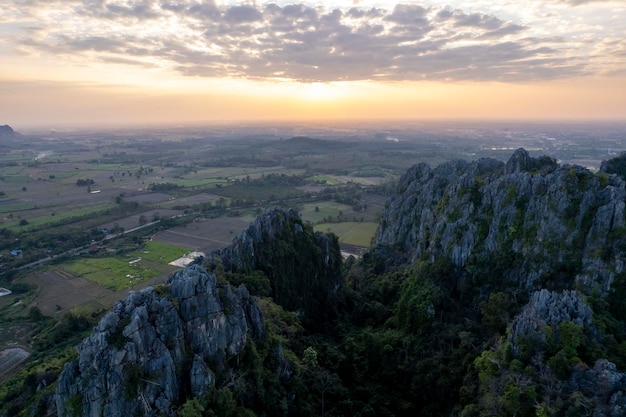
[0,125,16,136]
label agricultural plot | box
[305,175,343,185]
[23,269,114,315]
[137,240,191,263]
[175,193,222,204]
[300,192,387,225]
[62,241,189,292]
[314,222,378,248]
[0,175,31,184]
[0,322,34,350]
[152,216,251,252]
[300,202,354,224]
[97,208,184,231]
[63,258,160,292]
[123,192,173,203]
[213,184,305,201]
[5,203,116,231]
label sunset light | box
[1,0,625,128]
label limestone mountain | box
[210,207,343,325]
[370,148,626,416]
[19,150,626,417]
[55,264,264,417]
[54,208,343,417]
[375,148,626,292]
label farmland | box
[0,128,401,330]
[2,120,620,388]
[314,222,379,248]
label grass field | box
[314,222,378,247]
[0,176,32,184]
[137,240,191,263]
[306,175,343,185]
[0,201,37,213]
[300,202,353,224]
[63,241,191,291]
[63,258,161,291]
[2,203,118,230]
[169,177,228,188]
[44,171,79,180]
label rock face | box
[508,289,593,352]
[567,359,626,417]
[375,148,626,292]
[55,264,264,417]
[376,149,626,415]
[211,207,342,322]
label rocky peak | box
[508,289,593,351]
[375,148,626,292]
[55,263,264,417]
[505,148,533,174]
[211,207,342,323]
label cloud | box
[4,1,608,83]
[224,5,263,23]
[552,0,615,4]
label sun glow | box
[298,82,342,102]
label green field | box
[300,202,353,224]
[63,241,191,291]
[45,171,79,180]
[0,201,37,213]
[84,163,142,171]
[3,203,117,229]
[0,176,32,184]
[136,240,191,263]
[306,175,342,185]
[314,222,378,247]
[63,258,161,291]
[170,177,228,188]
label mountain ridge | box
[375,148,626,293]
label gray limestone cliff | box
[210,207,342,322]
[376,149,626,415]
[375,148,626,292]
[55,263,264,417]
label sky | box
[1,0,625,128]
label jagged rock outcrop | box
[375,148,626,292]
[503,289,626,416]
[210,207,342,323]
[566,359,626,417]
[55,264,264,417]
[375,149,626,416]
[508,289,593,353]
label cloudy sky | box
[1,0,625,128]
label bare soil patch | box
[97,208,183,231]
[152,217,251,252]
[24,270,114,315]
[176,193,221,204]
[123,192,173,203]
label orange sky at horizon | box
[3,76,624,129]
[1,1,625,128]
